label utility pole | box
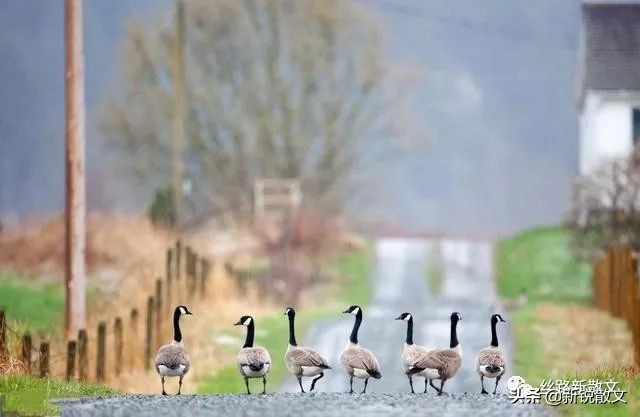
[64,0,86,339]
[172,0,185,226]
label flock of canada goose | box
[154,305,507,396]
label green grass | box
[198,245,373,393]
[0,272,65,333]
[557,368,640,417]
[0,375,114,416]
[496,226,591,303]
[497,226,638,416]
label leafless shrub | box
[567,149,640,260]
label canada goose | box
[235,315,272,394]
[475,313,507,394]
[395,312,433,394]
[154,305,192,395]
[340,305,382,394]
[284,307,331,392]
[419,312,463,396]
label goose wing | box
[343,346,381,377]
[287,347,330,368]
[239,347,271,370]
[403,345,431,369]
[476,347,505,367]
[155,343,190,373]
[417,348,460,371]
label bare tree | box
[101,0,414,222]
[567,149,640,260]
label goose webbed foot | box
[481,389,489,394]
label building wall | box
[579,91,635,174]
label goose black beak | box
[233,320,242,326]
[394,315,403,320]
[342,310,350,314]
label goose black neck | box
[288,313,297,346]
[405,317,414,345]
[243,321,255,348]
[490,318,499,347]
[173,309,182,343]
[349,311,362,344]
[450,318,459,348]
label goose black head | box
[491,313,507,323]
[342,305,362,316]
[284,307,296,317]
[234,315,253,326]
[451,312,462,322]
[176,305,193,316]
[395,312,412,321]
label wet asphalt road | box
[58,239,550,417]
[281,238,513,395]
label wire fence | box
[0,240,214,383]
[592,246,640,366]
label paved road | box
[281,238,513,395]
[58,239,550,417]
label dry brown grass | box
[533,303,634,377]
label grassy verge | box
[497,226,638,416]
[0,271,65,333]
[198,244,373,393]
[496,227,591,303]
[0,375,114,416]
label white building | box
[577,1,640,174]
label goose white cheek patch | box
[243,317,252,326]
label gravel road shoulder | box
[58,393,553,417]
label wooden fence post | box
[129,308,139,368]
[176,240,182,281]
[145,296,154,370]
[114,317,123,377]
[189,252,197,298]
[166,248,173,315]
[78,329,88,381]
[39,342,49,378]
[155,280,163,347]
[21,333,32,372]
[0,311,6,360]
[66,340,77,381]
[200,259,209,298]
[96,321,106,382]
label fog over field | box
[0,0,581,236]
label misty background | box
[0,0,581,236]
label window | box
[633,108,640,146]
